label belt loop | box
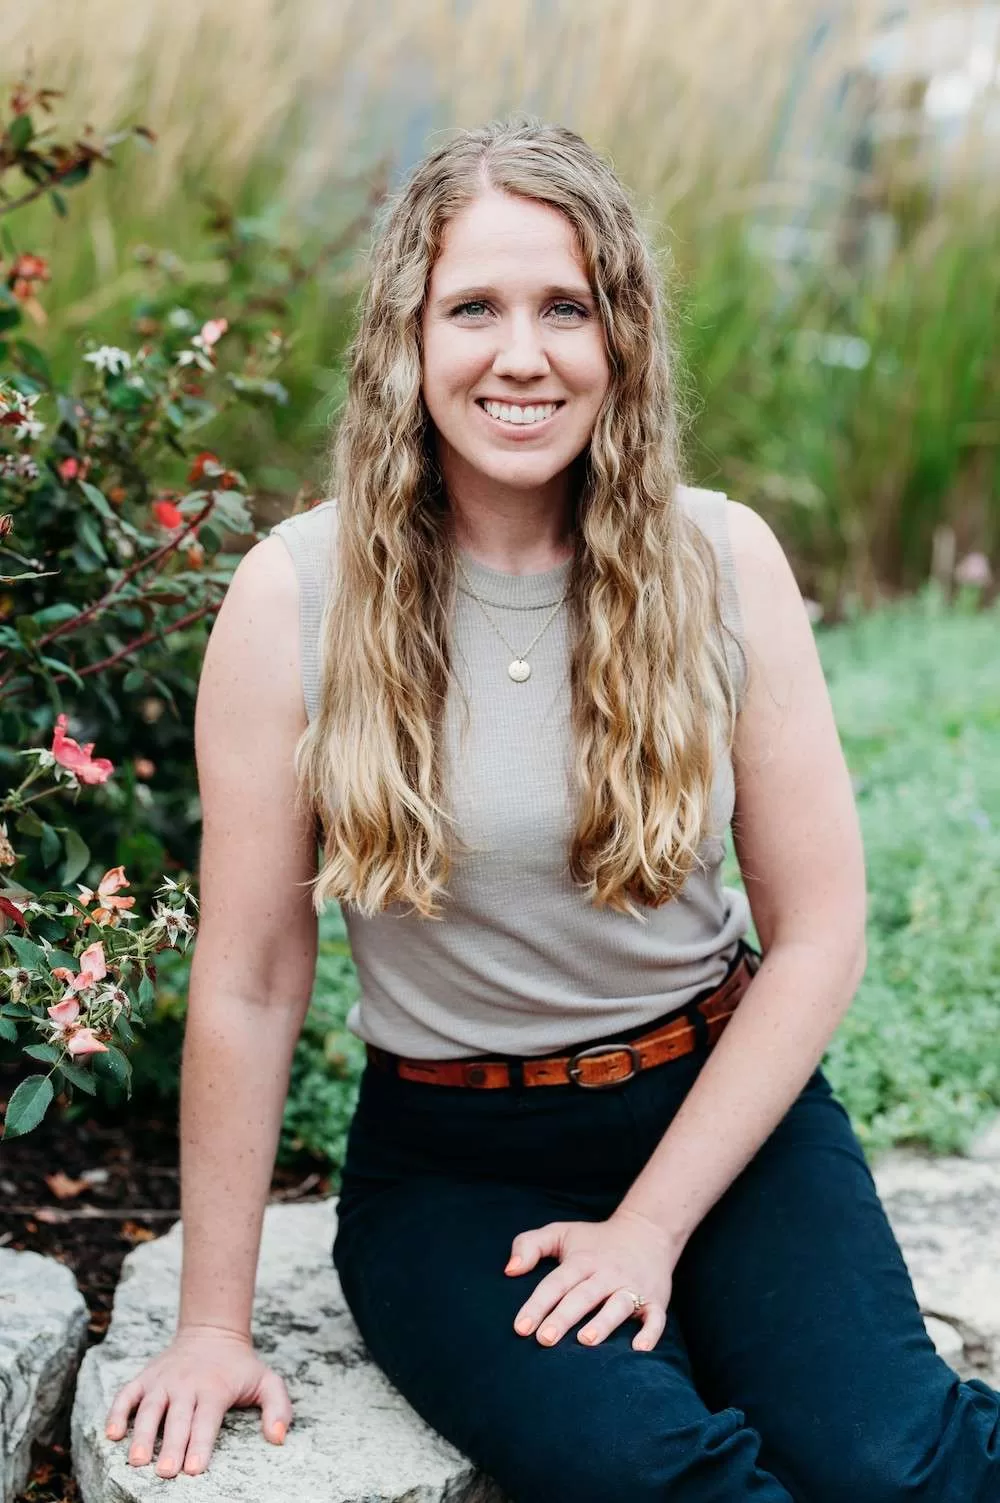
[688,1005,711,1052]
[506,1057,525,1093]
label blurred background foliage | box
[2,0,997,604]
[2,0,998,1168]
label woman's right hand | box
[103,1325,293,1479]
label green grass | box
[281,589,1000,1175]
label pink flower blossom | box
[152,498,184,529]
[47,996,81,1027]
[76,868,135,927]
[51,714,115,785]
[52,941,108,995]
[954,552,993,588]
[199,317,228,348]
[66,1026,109,1057]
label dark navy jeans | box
[332,977,1000,1501]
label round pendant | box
[508,658,531,683]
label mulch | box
[0,1060,332,1502]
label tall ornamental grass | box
[2,0,996,602]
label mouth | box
[475,398,565,436]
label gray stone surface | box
[69,1155,1000,1501]
[0,1247,88,1503]
[71,1199,505,1502]
[873,1150,1000,1387]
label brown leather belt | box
[365,945,761,1090]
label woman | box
[104,118,1000,1499]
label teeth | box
[482,400,558,426]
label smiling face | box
[420,189,610,514]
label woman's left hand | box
[504,1207,677,1352]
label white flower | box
[83,346,133,376]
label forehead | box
[428,191,588,293]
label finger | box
[105,1379,144,1440]
[257,1368,293,1445]
[507,1222,567,1274]
[127,1389,169,1467]
[183,1400,226,1475]
[530,1273,611,1346]
[154,1394,196,1479]
[632,1302,667,1353]
[513,1261,588,1335]
[577,1286,645,1347]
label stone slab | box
[0,1247,88,1503]
[71,1199,506,1502]
[873,1150,1000,1387]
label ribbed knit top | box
[270,485,751,1058]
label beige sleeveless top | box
[270,485,751,1058]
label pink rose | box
[50,714,114,785]
[66,1026,109,1057]
[47,997,81,1027]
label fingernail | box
[505,1256,522,1272]
[186,1456,201,1472]
[273,1422,286,1444]
[515,1317,531,1334]
[131,1450,148,1465]
[539,1326,557,1343]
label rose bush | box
[0,76,372,1137]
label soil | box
[0,1060,333,1503]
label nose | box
[491,309,551,381]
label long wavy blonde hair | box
[294,116,744,922]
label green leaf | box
[0,1016,17,1041]
[137,973,156,1015]
[38,655,87,691]
[2,1073,54,1137]
[79,480,117,522]
[8,114,34,152]
[198,523,222,553]
[60,828,91,886]
[55,1059,98,1094]
[32,602,79,627]
[0,304,22,334]
[1,1003,33,1018]
[23,1042,62,1063]
[14,809,45,837]
[122,669,146,691]
[92,1043,132,1091]
[76,514,108,562]
[114,1012,137,1046]
[5,935,49,971]
[58,162,91,188]
[49,190,68,218]
[39,822,61,869]
[14,339,52,385]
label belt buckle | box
[566,1042,641,1089]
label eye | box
[452,299,490,318]
[549,301,588,320]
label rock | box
[0,1247,88,1503]
[967,1113,1000,1162]
[873,1150,1000,1387]
[71,1199,506,1502]
[71,1159,1000,1501]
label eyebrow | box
[436,282,595,306]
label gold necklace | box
[455,556,568,683]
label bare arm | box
[616,500,868,1252]
[177,533,319,1338]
